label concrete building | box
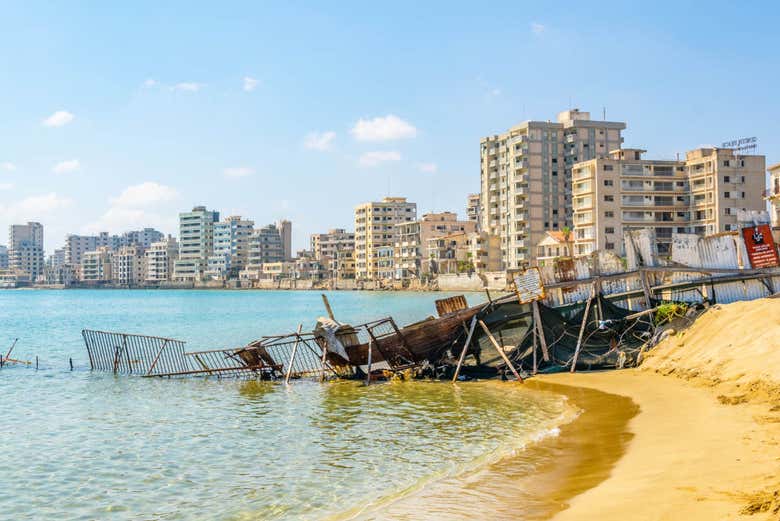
[765,163,780,230]
[63,229,163,279]
[81,247,113,283]
[572,148,767,257]
[394,212,476,279]
[354,197,417,280]
[173,206,220,282]
[278,219,292,261]
[206,216,254,279]
[310,228,355,262]
[9,222,45,280]
[480,109,626,269]
[376,246,395,281]
[466,193,481,229]
[332,250,356,280]
[0,245,8,269]
[427,231,503,274]
[145,237,179,283]
[111,245,145,286]
[121,228,164,251]
[246,223,286,268]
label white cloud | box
[143,78,158,88]
[1,162,16,171]
[53,159,80,174]
[243,77,259,92]
[0,183,14,190]
[84,182,179,234]
[110,181,179,207]
[416,162,438,173]
[171,82,203,92]
[223,167,254,178]
[42,110,75,128]
[304,131,336,151]
[531,22,546,35]
[0,193,73,221]
[359,150,401,167]
[351,115,417,142]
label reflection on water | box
[0,290,573,520]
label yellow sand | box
[541,297,780,520]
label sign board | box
[742,224,780,269]
[513,267,545,304]
[721,136,758,154]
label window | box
[604,179,614,186]
[723,160,730,167]
[552,209,558,215]
[603,164,614,171]
[604,211,614,218]
[544,222,549,228]
[725,207,732,215]
[723,176,730,183]
[605,242,615,250]
[605,227,615,234]
[552,158,557,163]
[741,192,746,198]
[552,170,558,176]
[724,191,730,198]
[741,176,745,183]
[604,195,614,202]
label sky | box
[1,1,779,253]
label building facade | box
[9,222,45,280]
[145,237,179,283]
[112,245,145,286]
[354,197,416,280]
[394,212,476,279]
[768,163,780,232]
[81,247,113,283]
[466,193,481,229]
[310,228,355,262]
[173,206,220,282]
[206,216,254,279]
[0,245,7,269]
[480,109,625,269]
[571,147,767,257]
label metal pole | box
[365,337,373,386]
[284,324,303,384]
[478,320,523,382]
[452,316,478,383]
[570,290,594,373]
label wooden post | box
[365,336,373,386]
[321,294,336,321]
[570,290,594,373]
[452,316,478,383]
[639,269,653,309]
[284,324,303,384]
[532,323,538,375]
[5,338,18,360]
[532,301,550,361]
[478,320,523,382]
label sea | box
[0,290,575,520]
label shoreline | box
[538,370,780,521]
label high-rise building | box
[0,245,8,269]
[63,229,163,277]
[112,245,145,286]
[394,212,477,279]
[246,223,286,270]
[81,247,113,282]
[310,228,355,262]
[354,197,417,280]
[480,109,626,269]
[206,216,254,279]
[9,222,45,280]
[145,236,179,283]
[466,193,481,229]
[571,147,767,257]
[278,219,292,261]
[173,206,219,282]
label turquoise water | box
[0,290,570,520]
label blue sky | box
[1,1,778,253]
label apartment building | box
[310,228,355,262]
[466,193,481,229]
[480,109,625,269]
[394,212,476,279]
[81,247,113,283]
[145,237,179,283]
[768,163,780,229]
[9,222,45,280]
[571,148,767,256]
[354,197,416,280]
[112,245,145,286]
[173,206,220,282]
[0,245,7,269]
[278,219,292,261]
[376,246,395,280]
[332,250,355,280]
[535,231,573,264]
[427,231,502,274]
[206,216,254,279]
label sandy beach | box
[540,297,780,521]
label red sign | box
[742,225,780,268]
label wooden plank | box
[452,316,477,383]
[532,301,550,362]
[321,294,336,321]
[478,320,523,382]
[570,291,594,373]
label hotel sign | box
[742,224,780,269]
[722,136,758,154]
